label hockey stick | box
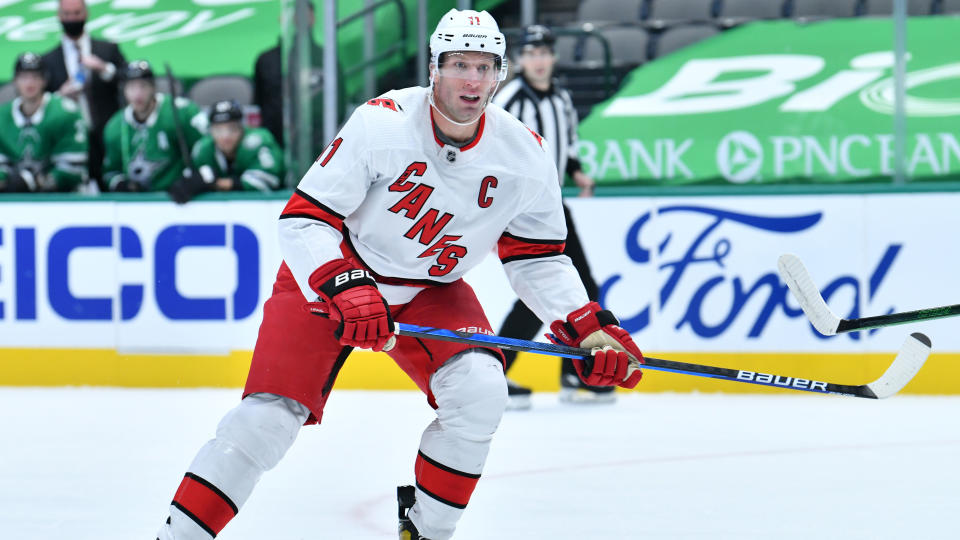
[163,63,202,185]
[395,323,930,399]
[778,253,960,335]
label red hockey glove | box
[548,302,643,389]
[307,259,396,352]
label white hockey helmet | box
[430,9,508,81]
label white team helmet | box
[429,9,508,82]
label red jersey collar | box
[430,110,485,152]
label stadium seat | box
[652,23,720,58]
[645,0,719,23]
[862,0,933,15]
[553,28,641,118]
[0,82,15,103]
[577,0,644,23]
[792,0,863,18]
[718,0,787,27]
[720,0,787,19]
[588,25,651,67]
[553,26,650,68]
[938,0,960,12]
[554,34,589,66]
[188,75,254,108]
[553,65,616,119]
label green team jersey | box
[191,127,284,191]
[102,93,207,191]
[0,92,87,191]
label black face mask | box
[61,19,86,38]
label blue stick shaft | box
[394,323,880,398]
[397,323,588,358]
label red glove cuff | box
[307,259,395,351]
[549,301,616,347]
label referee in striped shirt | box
[494,25,613,408]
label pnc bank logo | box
[716,131,763,183]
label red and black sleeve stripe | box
[279,189,345,230]
[497,232,565,264]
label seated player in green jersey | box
[168,100,284,203]
[102,60,207,195]
[0,52,87,192]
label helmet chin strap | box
[429,72,500,128]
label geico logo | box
[736,370,828,392]
[0,224,259,322]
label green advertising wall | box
[0,0,280,82]
[578,17,960,186]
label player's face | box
[14,72,45,101]
[124,79,155,116]
[519,45,556,86]
[211,122,243,155]
[433,51,500,123]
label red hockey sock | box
[414,451,481,509]
[171,472,238,537]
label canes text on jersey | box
[387,161,497,277]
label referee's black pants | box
[498,203,611,391]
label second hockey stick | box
[778,253,960,335]
[395,323,930,399]
[163,63,198,178]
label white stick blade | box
[777,253,841,336]
[866,332,932,399]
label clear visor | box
[435,51,507,82]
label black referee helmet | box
[520,24,556,50]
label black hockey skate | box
[398,485,431,540]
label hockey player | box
[168,99,284,202]
[0,52,87,192]
[156,9,643,540]
[101,60,207,195]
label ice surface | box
[2,388,958,539]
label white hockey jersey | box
[278,86,589,323]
